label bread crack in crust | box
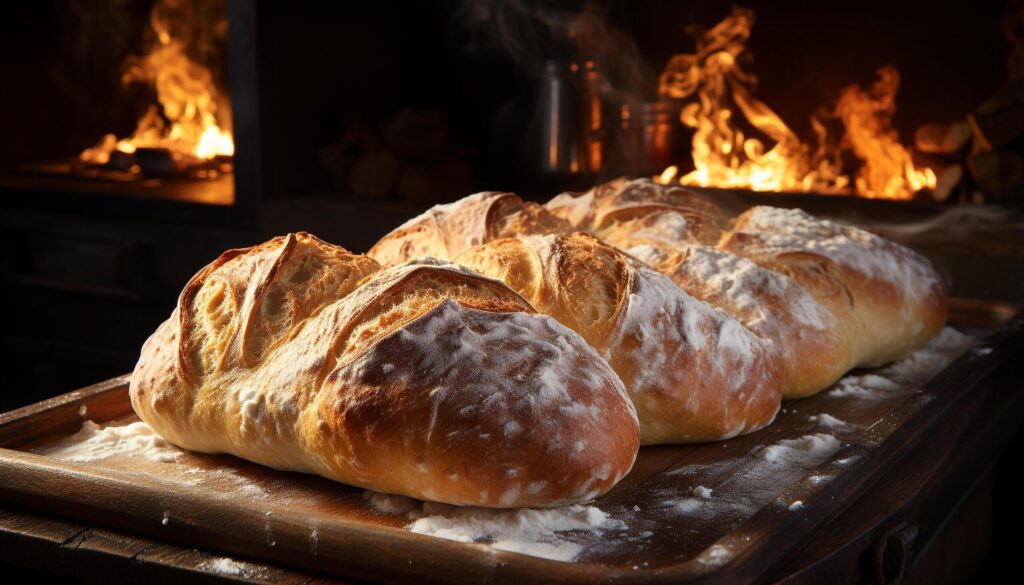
[548,178,948,398]
[457,233,783,444]
[131,234,640,507]
[368,191,571,268]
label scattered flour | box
[883,327,977,382]
[760,434,841,465]
[182,467,271,500]
[207,558,244,575]
[700,543,733,567]
[363,491,625,562]
[734,206,942,304]
[32,420,275,500]
[808,413,851,430]
[198,556,265,578]
[828,327,977,400]
[21,318,979,571]
[34,420,183,463]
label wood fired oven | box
[0,1,1022,583]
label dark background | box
[0,2,1021,582]
[0,1,1011,199]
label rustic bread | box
[554,178,948,397]
[454,233,782,444]
[130,232,640,508]
[546,177,729,245]
[625,244,850,398]
[718,206,948,368]
[368,191,571,267]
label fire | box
[80,0,232,166]
[656,6,934,200]
[833,65,937,199]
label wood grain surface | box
[0,300,1020,584]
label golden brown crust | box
[367,191,571,267]
[457,233,782,444]
[546,178,729,245]
[627,244,851,399]
[545,179,948,398]
[718,206,949,369]
[131,235,639,507]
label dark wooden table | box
[1,343,1022,585]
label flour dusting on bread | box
[734,206,938,302]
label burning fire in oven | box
[79,0,233,174]
[655,7,936,200]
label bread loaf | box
[624,244,850,398]
[718,206,948,368]
[551,178,948,396]
[546,177,728,245]
[368,191,570,267]
[454,233,782,444]
[130,232,640,507]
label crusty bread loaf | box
[368,191,570,267]
[718,206,948,368]
[552,178,948,397]
[130,232,640,508]
[546,177,729,245]
[624,244,850,399]
[454,233,782,444]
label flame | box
[656,6,934,200]
[80,0,232,165]
[833,65,936,199]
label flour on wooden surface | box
[692,485,713,499]
[363,491,626,562]
[827,327,976,400]
[760,434,841,465]
[197,556,266,579]
[33,419,276,499]
[25,323,980,569]
[34,420,184,463]
[808,413,852,430]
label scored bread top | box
[546,178,728,244]
[178,232,381,383]
[721,206,945,307]
[627,243,850,398]
[719,206,948,366]
[367,191,570,267]
[455,232,782,444]
[131,235,640,507]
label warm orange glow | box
[659,165,679,184]
[80,0,233,165]
[833,65,936,199]
[656,6,934,200]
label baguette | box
[718,206,948,368]
[555,178,947,396]
[130,232,640,507]
[624,244,849,398]
[454,233,782,444]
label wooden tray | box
[1,299,1021,584]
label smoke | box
[849,205,1024,240]
[452,0,659,184]
[455,0,654,97]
